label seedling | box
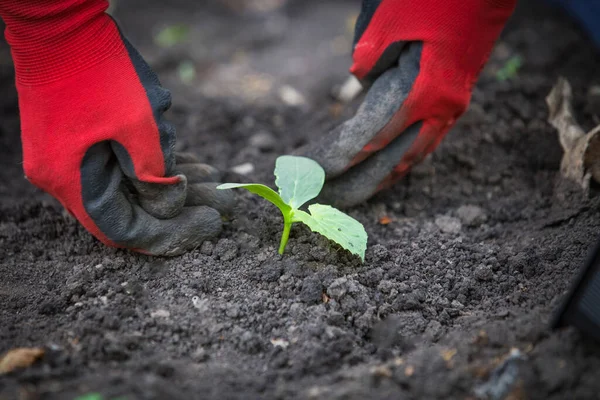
[496,55,522,82]
[217,155,368,261]
[154,24,189,48]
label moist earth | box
[2,1,600,399]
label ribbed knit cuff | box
[0,0,124,86]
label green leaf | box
[177,60,196,84]
[496,55,522,81]
[293,204,367,261]
[217,182,294,254]
[154,24,189,48]
[275,155,325,209]
[217,183,291,214]
[73,394,103,400]
[217,156,368,260]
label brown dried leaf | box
[371,365,392,378]
[0,347,45,374]
[584,125,600,183]
[546,78,600,190]
[378,216,393,225]
[441,348,457,362]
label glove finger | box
[82,143,222,256]
[175,163,221,183]
[186,182,236,215]
[109,140,186,219]
[136,205,222,256]
[315,122,422,208]
[295,42,422,178]
[131,174,187,219]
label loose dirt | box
[2,1,600,399]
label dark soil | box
[2,1,600,399]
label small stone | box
[231,162,255,176]
[258,261,283,283]
[367,244,389,263]
[192,347,209,362]
[278,85,306,107]
[451,300,464,309]
[355,307,376,332]
[456,205,487,227]
[226,305,241,318]
[475,264,494,281]
[327,277,349,300]
[300,275,323,304]
[150,309,170,318]
[249,131,277,151]
[238,233,260,250]
[334,75,363,103]
[377,280,395,294]
[424,320,443,342]
[435,215,462,234]
[289,302,305,319]
[200,241,214,256]
[270,338,289,349]
[327,311,345,326]
[214,239,238,261]
[192,296,209,312]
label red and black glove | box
[0,0,234,256]
[298,0,517,207]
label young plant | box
[217,155,368,261]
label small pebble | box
[435,215,462,234]
[249,131,277,151]
[475,265,494,281]
[278,85,306,107]
[457,205,487,227]
[150,309,170,318]
[231,162,255,175]
[214,239,238,261]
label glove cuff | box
[0,0,124,86]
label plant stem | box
[279,215,292,255]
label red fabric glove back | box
[296,0,517,207]
[351,0,517,185]
[0,0,229,255]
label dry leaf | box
[0,347,45,374]
[473,348,526,400]
[371,365,392,378]
[379,216,393,225]
[546,78,600,190]
[328,103,344,118]
[441,348,457,362]
[270,338,290,349]
[473,329,489,346]
[393,357,404,366]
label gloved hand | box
[297,0,517,207]
[0,0,234,256]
